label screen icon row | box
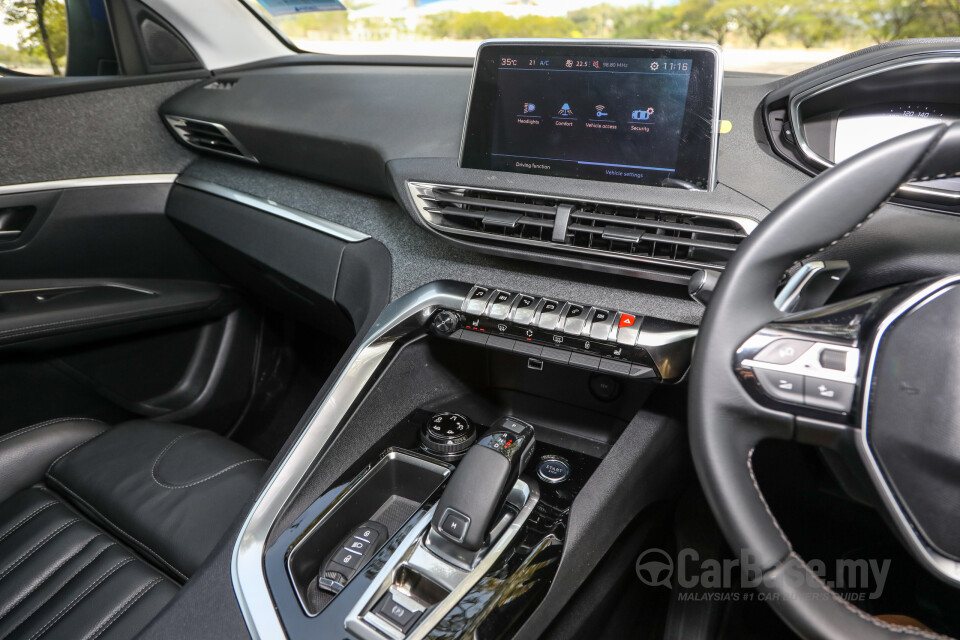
[522,102,656,121]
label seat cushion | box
[46,421,268,581]
[0,487,177,640]
[0,418,108,505]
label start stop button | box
[536,455,570,484]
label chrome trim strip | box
[775,261,827,312]
[458,39,723,191]
[789,53,960,203]
[0,282,158,297]
[231,281,473,640]
[859,275,960,586]
[408,181,755,275]
[164,114,260,163]
[0,174,178,196]
[176,176,370,243]
[774,260,848,313]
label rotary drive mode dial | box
[420,413,477,459]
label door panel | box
[0,76,265,435]
[0,79,199,185]
[0,183,220,279]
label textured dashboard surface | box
[0,80,197,187]
[183,159,707,325]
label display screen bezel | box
[459,39,722,190]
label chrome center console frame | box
[231,281,474,640]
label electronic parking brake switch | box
[431,417,536,551]
[318,521,389,595]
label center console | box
[233,281,692,640]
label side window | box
[0,0,116,76]
[0,0,204,77]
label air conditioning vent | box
[164,115,257,162]
[409,182,753,284]
[203,80,237,91]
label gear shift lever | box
[430,417,535,551]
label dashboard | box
[160,38,960,303]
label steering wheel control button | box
[537,455,571,484]
[755,339,814,365]
[464,286,492,315]
[804,377,855,412]
[754,369,804,404]
[487,291,516,320]
[439,508,470,543]
[537,300,562,330]
[375,594,422,633]
[819,348,848,371]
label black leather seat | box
[0,418,267,640]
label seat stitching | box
[23,557,133,640]
[150,432,266,490]
[153,458,266,490]
[0,502,57,546]
[2,540,116,628]
[42,475,187,582]
[0,519,81,582]
[788,551,956,640]
[46,433,108,476]
[0,533,105,623]
[83,578,163,640]
[0,419,105,447]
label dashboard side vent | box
[409,182,753,283]
[164,115,257,162]
[203,80,237,91]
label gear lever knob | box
[430,417,535,551]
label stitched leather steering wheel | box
[689,122,960,639]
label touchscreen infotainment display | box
[460,41,721,190]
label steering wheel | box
[690,121,960,639]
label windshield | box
[246,0,958,74]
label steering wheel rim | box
[688,121,960,639]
